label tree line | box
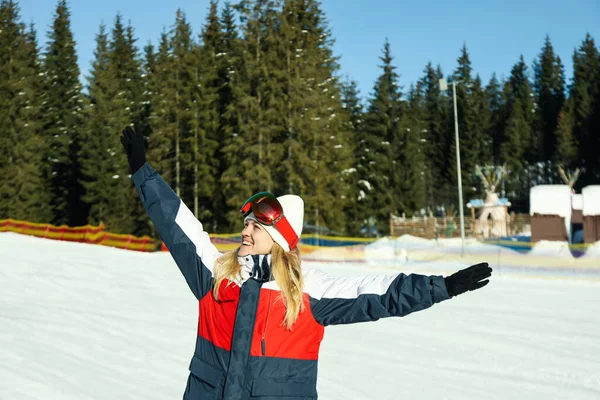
[1,0,599,237]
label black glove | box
[444,262,492,297]
[120,126,146,174]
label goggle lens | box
[253,196,283,224]
[240,192,282,226]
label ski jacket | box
[132,163,451,400]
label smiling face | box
[238,219,275,256]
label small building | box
[530,185,572,242]
[582,185,600,244]
[467,195,511,239]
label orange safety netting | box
[0,219,156,252]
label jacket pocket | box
[251,378,317,398]
[188,355,224,388]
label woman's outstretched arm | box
[122,126,220,300]
[305,263,491,326]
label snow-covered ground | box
[1,232,599,399]
[308,234,600,279]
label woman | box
[121,127,492,400]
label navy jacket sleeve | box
[132,162,220,300]
[304,268,450,326]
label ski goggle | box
[240,192,299,249]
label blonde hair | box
[213,244,305,330]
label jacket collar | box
[238,254,272,283]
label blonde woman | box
[121,127,492,400]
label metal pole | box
[452,81,465,255]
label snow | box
[582,241,600,258]
[530,185,572,217]
[1,232,600,400]
[582,185,600,216]
[360,234,600,278]
[527,240,574,259]
[358,179,372,191]
[572,194,583,211]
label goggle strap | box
[273,215,299,249]
[240,202,252,216]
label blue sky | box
[19,0,600,100]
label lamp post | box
[439,78,465,255]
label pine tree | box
[361,39,404,233]
[402,83,426,212]
[471,74,493,164]
[139,42,155,139]
[124,24,145,129]
[148,10,198,214]
[275,0,354,234]
[341,78,365,235]
[500,55,535,202]
[40,0,87,226]
[189,1,222,229]
[80,24,112,226]
[533,35,566,164]
[485,73,504,164]
[210,1,242,232]
[221,0,283,229]
[146,31,174,181]
[501,105,528,172]
[218,2,240,121]
[80,15,147,234]
[449,44,487,201]
[341,78,364,132]
[0,2,47,221]
[117,21,150,235]
[554,105,578,168]
[570,34,600,185]
[16,24,48,220]
[419,62,447,208]
[168,10,197,211]
[501,56,534,168]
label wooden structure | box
[582,185,600,244]
[389,213,473,239]
[530,185,572,242]
[467,195,511,239]
[469,165,511,239]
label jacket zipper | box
[261,290,273,356]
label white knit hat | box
[244,194,304,252]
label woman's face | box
[239,219,274,256]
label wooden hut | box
[530,185,572,242]
[582,185,600,244]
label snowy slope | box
[1,232,599,400]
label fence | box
[1,218,378,254]
[0,219,156,252]
[1,214,534,254]
[161,232,377,254]
[390,214,474,239]
[390,213,532,239]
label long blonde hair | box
[213,244,305,330]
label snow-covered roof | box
[467,199,484,208]
[582,185,600,216]
[466,198,511,208]
[529,185,572,217]
[572,194,583,211]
